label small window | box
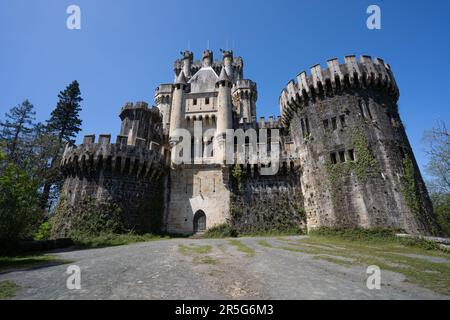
[300,119,306,138]
[348,149,355,161]
[330,152,337,164]
[305,117,310,135]
[366,104,373,120]
[339,115,346,127]
[332,117,337,130]
[193,98,197,105]
[339,151,346,162]
[358,100,365,118]
[205,97,210,105]
[323,119,329,130]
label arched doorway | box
[193,210,206,233]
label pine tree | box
[41,80,83,210]
[0,100,37,164]
[47,80,83,144]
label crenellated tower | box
[279,55,438,235]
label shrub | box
[203,223,237,238]
[34,220,53,241]
[0,151,41,249]
[51,197,125,239]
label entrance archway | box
[193,210,206,233]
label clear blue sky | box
[1,0,449,175]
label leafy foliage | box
[0,151,42,247]
[0,100,40,175]
[51,197,125,239]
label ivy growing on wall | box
[325,126,378,205]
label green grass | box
[238,227,304,238]
[228,239,256,257]
[178,244,213,255]
[178,244,217,265]
[73,232,170,248]
[201,224,303,239]
[192,256,218,265]
[0,254,72,273]
[202,224,237,238]
[262,229,450,295]
[256,240,274,248]
[0,281,18,300]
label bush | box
[0,152,41,249]
[309,227,400,242]
[72,232,168,248]
[51,197,125,239]
[34,220,53,241]
[431,192,450,236]
[203,223,237,238]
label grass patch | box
[201,224,303,239]
[256,240,274,248]
[192,256,218,265]
[203,224,237,238]
[178,244,217,265]
[0,254,72,273]
[301,231,450,295]
[228,240,255,257]
[0,281,18,299]
[178,244,213,255]
[73,232,170,248]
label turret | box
[181,50,193,78]
[215,67,233,163]
[154,84,173,133]
[233,79,258,124]
[221,49,234,81]
[169,71,188,145]
[202,50,213,68]
[119,101,163,147]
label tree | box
[40,80,83,210]
[424,121,450,194]
[424,120,450,236]
[0,151,41,248]
[0,100,37,166]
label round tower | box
[202,50,213,68]
[215,67,233,163]
[54,132,166,237]
[181,50,193,78]
[279,55,439,235]
[221,49,234,80]
[169,71,188,146]
[232,79,257,124]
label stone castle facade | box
[55,50,439,236]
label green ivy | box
[401,154,422,215]
[325,127,377,205]
[352,127,377,181]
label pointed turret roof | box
[175,70,187,85]
[218,67,231,82]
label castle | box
[54,50,439,237]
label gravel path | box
[1,236,447,300]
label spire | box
[218,67,230,82]
[175,70,187,85]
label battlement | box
[119,101,162,118]
[60,134,165,179]
[257,116,282,129]
[233,79,257,91]
[279,55,399,125]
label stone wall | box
[229,167,305,234]
[54,136,166,237]
[289,88,438,235]
[166,165,231,235]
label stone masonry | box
[56,50,440,236]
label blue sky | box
[1,0,449,175]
